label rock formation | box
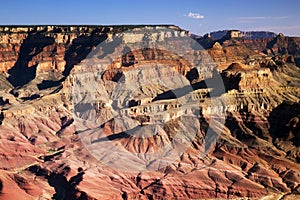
[0,25,299,200]
[204,30,278,40]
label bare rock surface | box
[0,25,299,199]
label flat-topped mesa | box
[0,25,188,45]
[209,30,278,40]
[226,30,242,39]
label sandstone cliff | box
[0,25,299,200]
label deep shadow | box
[0,97,9,105]
[153,68,225,102]
[152,79,219,102]
[39,150,64,162]
[0,179,2,194]
[152,78,209,102]
[186,68,199,83]
[112,71,125,82]
[268,102,300,146]
[0,112,4,126]
[7,33,55,87]
[62,33,108,79]
[152,89,178,101]
[48,167,70,200]
[152,80,208,102]
[91,130,130,143]
[60,116,74,130]
[68,167,85,189]
[28,165,87,200]
[37,80,62,90]
[220,72,241,92]
[20,94,40,101]
[91,123,156,144]
[225,112,259,147]
[128,99,139,107]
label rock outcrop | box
[0,25,299,200]
[207,30,277,40]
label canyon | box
[0,25,299,200]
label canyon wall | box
[0,26,299,200]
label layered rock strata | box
[0,26,299,200]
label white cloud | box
[186,12,204,19]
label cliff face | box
[0,26,300,200]
[0,25,188,88]
[207,30,277,40]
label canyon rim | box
[0,25,299,200]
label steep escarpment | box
[0,26,299,200]
[0,25,188,99]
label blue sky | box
[1,0,300,36]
